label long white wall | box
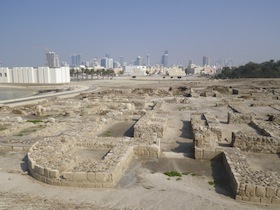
[0,67,70,84]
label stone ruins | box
[0,78,279,206]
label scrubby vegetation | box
[216,60,280,79]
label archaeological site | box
[0,77,279,209]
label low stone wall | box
[191,113,221,160]
[223,149,280,205]
[250,119,280,138]
[28,143,135,188]
[204,113,222,141]
[227,112,252,124]
[27,135,139,188]
[232,131,279,154]
[0,144,30,152]
[134,144,160,158]
[134,112,167,139]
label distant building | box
[119,56,124,66]
[100,57,113,69]
[46,51,60,68]
[167,66,186,77]
[71,54,81,67]
[0,67,70,84]
[124,65,147,76]
[202,56,209,66]
[188,59,193,67]
[134,56,142,66]
[146,54,150,66]
[161,50,168,67]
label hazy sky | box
[0,0,280,67]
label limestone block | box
[74,172,87,181]
[272,198,280,205]
[94,183,102,188]
[38,175,46,183]
[277,189,280,197]
[261,197,272,204]
[203,149,216,160]
[49,170,59,179]
[87,172,96,182]
[235,195,242,201]
[52,179,61,186]
[255,186,266,197]
[245,184,256,196]
[86,183,95,188]
[13,146,23,151]
[46,178,53,185]
[77,182,87,188]
[266,187,276,197]
[249,196,260,203]
[63,172,74,181]
[242,196,250,201]
[102,182,114,188]
[35,165,45,176]
[44,168,50,178]
[95,172,104,182]
[61,180,71,187]
[194,148,203,159]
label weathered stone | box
[255,186,266,197]
[266,187,276,197]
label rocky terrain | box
[0,76,279,209]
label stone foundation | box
[232,131,279,154]
[191,113,222,160]
[223,149,280,205]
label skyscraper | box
[202,56,209,66]
[119,56,124,66]
[46,51,60,68]
[146,54,150,66]
[161,50,168,67]
[71,54,81,67]
[134,56,142,66]
[100,57,113,69]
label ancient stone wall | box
[204,113,222,141]
[223,149,280,205]
[232,131,280,154]
[134,112,167,140]
[191,113,222,160]
[27,135,137,188]
[227,112,252,124]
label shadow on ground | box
[20,155,28,172]
[180,120,193,139]
[210,158,234,198]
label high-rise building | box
[119,56,124,66]
[146,54,150,66]
[100,57,113,69]
[134,56,142,66]
[71,54,81,67]
[188,59,193,67]
[46,51,60,68]
[161,50,168,67]
[202,56,209,66]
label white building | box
[124,65,147,76]
[167,66,186,77]
[0,67,70,84]
[46,51,60,68]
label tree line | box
[70,68,117,80]
[215,60,280,79]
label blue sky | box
[0,0,280,67]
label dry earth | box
[0,76,279,210]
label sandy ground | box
[0,76,279,210]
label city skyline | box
[1,0,280,67]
